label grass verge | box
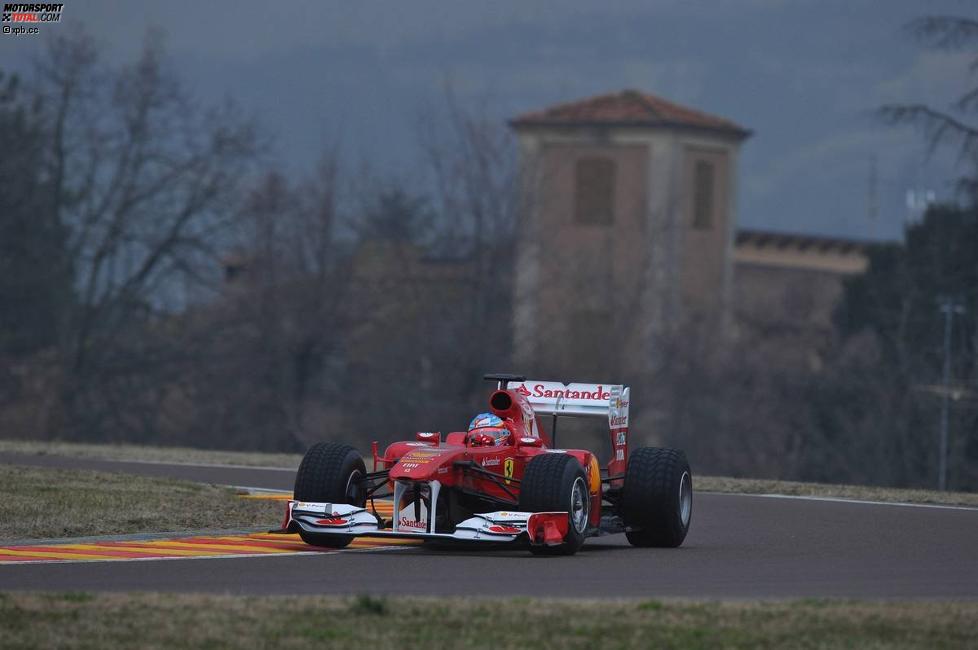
[3,438,976,508]
[0,465,282,542]
[0,438,302,468]
[0,593,975,649]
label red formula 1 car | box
[279,374,692,555]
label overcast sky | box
[2,0,975,241]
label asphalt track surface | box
[2,452,977,599]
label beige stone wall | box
[518,140,649,378]
[732,237,868,333]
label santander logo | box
[399,517,426,530]
[515,383,610,401]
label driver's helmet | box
[467,412,509,444]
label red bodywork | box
[372,388,609,530]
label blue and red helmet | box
[468,413,504,431]
[467,413,510,445]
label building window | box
[692,160,714,230]
[574,157,615,225]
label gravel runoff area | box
[2,438,976,508]
[0,593,975,650]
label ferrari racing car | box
[278,373,692,555]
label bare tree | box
[879,17,978,172]
[31,29,260,439]
[188,150,356,449]
[417,87,520,392]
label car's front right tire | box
[518,453,589,555]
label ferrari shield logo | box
[503,458,514,485]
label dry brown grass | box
[0,465,282,541]
[0,593,975,649]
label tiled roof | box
[735,229,874,254]
[734,229,872,275]
[510,89,750,138]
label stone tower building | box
[509,89,751,378]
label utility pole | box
[938,298,966,491]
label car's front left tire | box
[293,442,366,549]
[621,447,692,548]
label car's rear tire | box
[293,442,366,549]
[518,453,589,556]
[621,447,692,548]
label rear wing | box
[484,374,630,473]
[509,380,629,430]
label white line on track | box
[88,458,298,471]
[710,491,978,512]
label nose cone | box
[389,447,459,480]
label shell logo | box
[588,455,601,494]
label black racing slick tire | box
[518,453,590,556]
[293,442,366,549]
[621,447,692,548]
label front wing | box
[278,501,570,546]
